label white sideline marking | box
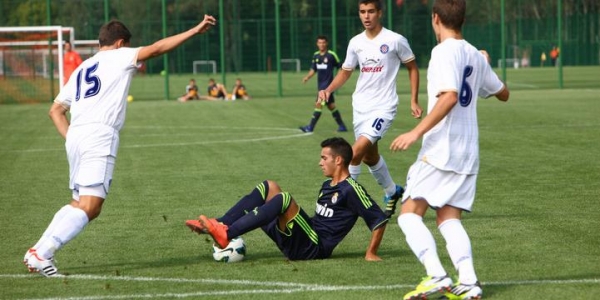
[0,274,598,300]
[123,132,309,149]
[505,81,539,88]
[4,130,309,153]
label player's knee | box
[264,180,282,198]
[72,199,104,220]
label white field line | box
[0,274,598,300]
[505,81,539,88]
[4,131,311,153]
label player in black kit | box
[186,137,388,261]
[300,36,348,133]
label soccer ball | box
[212,236,246,263]
[127,95,134,102]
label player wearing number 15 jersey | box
[390,0,509,299]
[24,15,216,277]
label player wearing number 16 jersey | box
[390,0,510,299]
[318,0,422,218]
[24,15,216,277]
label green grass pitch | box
[0,66,599,299]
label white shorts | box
[353,111,395,144]
[402,160,477,212]
[66,124,119,200]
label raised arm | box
[137,15,215,62]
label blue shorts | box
[261,208,326,260]
[327,93,335,104]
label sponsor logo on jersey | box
[316,63,328,70]
[316,203,334,218]
[361,65,384,73]
[360,57,384,73]
[380,44,389,54]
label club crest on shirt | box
[331,192,339,204]
[380,44,389,54]
[324,57,328,63]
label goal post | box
[0,26,75,103]
[193,60,217,74]
[497,58,520,69]
[280,58,301,72]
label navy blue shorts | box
[326,93,335,104]
[261,208,325,260]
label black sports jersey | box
[311,50,341,90]
[311,177,388,258]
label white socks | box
[398,213,447,277]
[349,164,361,181]
[367,156,397,197]
[33,205,72,249]
[399,214,479,283]
[36,206,89,259]
[439,219,478,285]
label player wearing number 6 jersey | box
[24,15,216,277]
[390,0,509,299]
[318,0,422,218]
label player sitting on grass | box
[186,137,388,261]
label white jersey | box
[342,27,415,116]
[55,47,140,131]
[419,38,504,174]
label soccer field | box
[1,67,599,299]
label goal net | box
[0,26,75,104]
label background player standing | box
[389,0,509,299]
[300,35,347,133]
[62,41,82,85]
[318,0,422,218]
[24,15,216,277]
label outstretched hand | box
[390,131,420,152]
[196,15,216,34]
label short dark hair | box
[432,0,466,31]
[358,0,383,11]
[316,35,328,42]
[98,20,132,47]
[321,137,353,167]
